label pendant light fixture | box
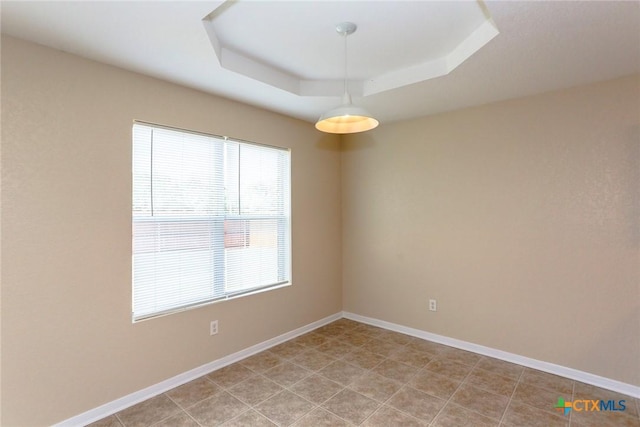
[315,22,379,134]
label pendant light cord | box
[343,31,348,96]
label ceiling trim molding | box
[202,0,499,98]
[364,19,499,97]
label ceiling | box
[2,1,639,125]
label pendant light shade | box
[315,93,379,134]
[316,22,379,134]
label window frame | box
[132,121,292,322]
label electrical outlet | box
[210,320,218,336]
[429,299,437,312]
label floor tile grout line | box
[359,381,431,426]
[247,369,352,426]
[157,392,189,422]
[102,320,638,427]
[114,412,126,427]
[118,393,185,427]
[185,410,206,427]
[355,359,419,426]
[359,352,458,426]
[506,369,572,426]
[331,331,433,425]
[217,406,253,427]
[519,367,577,397]
[180,406,208,427]
[458,363,518,399]
[364,401,427,426]
[116,328,365,425]
[568,379,576,426]
[222,334,374,422]
[497,366,526,427]
[428,354,486,426]
[348,330,496,425]
[247,388,317,427]
[281,331,373,426]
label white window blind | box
[132,122,291,321]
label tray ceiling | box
[202,1,498,96]
[1,1,639,125]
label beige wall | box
[342,74,640,387]
[2,33,639,426]
[0,36,342,426]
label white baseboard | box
[55,312,342,427]
[343,311,640,399]
[55,310,639,426]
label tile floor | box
[90,319,640,427]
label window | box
[132,122,291,321]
